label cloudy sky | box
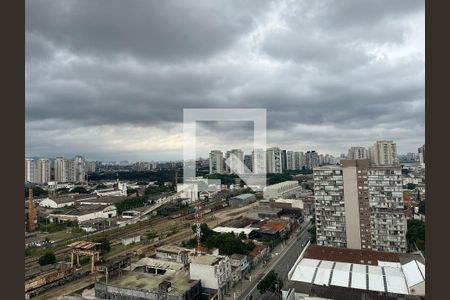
[26,0,424,161]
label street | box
[233,221,312,300]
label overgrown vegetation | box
[407,219,425,252]
[71,186,90,194]
[257,270,283,295]
[115,197,149,213]
[38,252,56,266]
[181,223,255,255]
[25,186,48,198]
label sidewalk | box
[224,220,311,300]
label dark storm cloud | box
[26,0,424,159]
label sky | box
[25,0,425,161]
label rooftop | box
[304,245,400,265]
[131,257,184,272]
[260,220,290,233]
[231,193,256,200]
[107,270,196,296]
[191,255,223,266]
[156,245,189,255]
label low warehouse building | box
[229,193,256,207]
[48,205,117,223]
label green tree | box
[71,186,90,194]
[238,232,247,240]
[405,183,417,190]
[38,252,56,266]
[25,187,48,198]
[257,271,283,295]
[418,201,425,214]
[308,227,317,243]
[95,237,111,253]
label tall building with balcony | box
[418,144,425,164]
[209,150,224,174]
[243,154,253,173]
[252,149,266,174]
[313,165,347,248]
[369,140,398,166]
[225,149,244,175]
[25,158,36,183]
[368,166,406,253]
[266,147,283,174]
[295,151,305,169]
[347,146,368,160]
[286,151,295,170]
[54,157,67,182]
[314,160,406,253]
[73,155,86,182]
[35,158,51,184]
[305,150,319,169]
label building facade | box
[252,149,266,174]
[369,140,398,166]
[225,149,244,174]
[266,147,283,174]
[209,150,224,174]
[347,146,368,160]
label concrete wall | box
[342,165,362,250]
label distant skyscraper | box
[252,149,266,174]
[281,150,287,172]
[305,150,319,169]
[369,140,398,165]
[295,151,305,169]
[209,150,224,174]
[418,144,425,164]
[244,154,253,173]
[35,158,51,184]
[54,157,67,182]
[347,146,368,160]
[286,151,295,170]
[225,149,244,174]
[266,147,283,174]
[25,158,36,183]
[73,155,86,182]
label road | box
[236,221,312,300]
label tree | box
[257,271,283,295]
[308,227,316,243]
[405,183,417,190]
[95,237,111,253]
[38,252,56,266]
[25,187,48,198]
[418,201,425,214]
[71,186,90,194]
[238,232,247,240]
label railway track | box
[25,198,228,270]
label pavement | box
[226,219,312,300]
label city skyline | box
[26,0,424,161]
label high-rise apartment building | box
[305,150,319,169]
[286,151,295,170]
[314,165,347,248]
[347,146,368,160]
[418,144,425,164]
[225,149,244,174]
[243,154,253,173]
[266,147,283,174]
[35,158,51,184]
[252,149,266,174]
[73,155,86,182]
[369,140,398,165]
[281,149,287,172]
[54,157,67,182]
[209,150,224,174]
[314,160,406,253]
[295,151,305,169]
[25,158,36,183]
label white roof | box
[313,260,334,286]
[212,226,257,235]
[378,261,402,268]
[330,262,351,287]
[368,266,384,292]
[291,258,320,283]
[402,260,425,288]
[351,264,367,290]
[384,267,409,294]
[290,258,410,295]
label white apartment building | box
[295,151,305,169]
[25,158,36,183]
[286,151,295,170]
[266,147,283,174]
[54,157,67,183]
[73,155,86,182]
[305,151,319,169]
[369,140,398,166]
[209,150,224,174]
[347,146,368,160]
[225,149,244,174]
[189,255,232,298]
[418,144,425,164]
[252,149,266,174]
[36,158,51,184]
